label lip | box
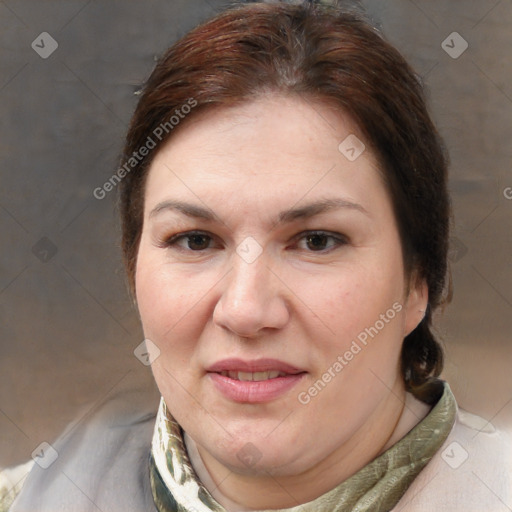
[206,358,304,374]
[206,358,307,403]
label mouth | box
[217,370,290,381]
[206,358,307,403]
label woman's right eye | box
[162,231,217,251]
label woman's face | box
[136,95,426,477]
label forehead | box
[143,95,387,219]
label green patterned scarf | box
[150,384,456,512]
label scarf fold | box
[150,383,456,512]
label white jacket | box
[393,408,512,511]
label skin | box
[135,94,428,510]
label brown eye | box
[295,231,347,253]
[162,231,215,251]
[186,234,211,250]
[305,233,330,251]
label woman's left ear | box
[403,276,428,337]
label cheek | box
[135,257,206,354]
[299,263,404,344]
[135,260,208,408]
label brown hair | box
[119,2,450,404]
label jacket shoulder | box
[394,408,512,511]
[10,383,160,512]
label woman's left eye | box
[294,231,347,252]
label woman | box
[7,2,511,511]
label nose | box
[212,253,290,339]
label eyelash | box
[160,230,348,254]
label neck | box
[184,383,430,511]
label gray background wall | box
[1,0,511,468]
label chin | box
[205,429,305,476]
[222,447,302,477]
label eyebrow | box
[149,198,369,224]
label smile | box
[206,358,307,403]
[218,370,288,381]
